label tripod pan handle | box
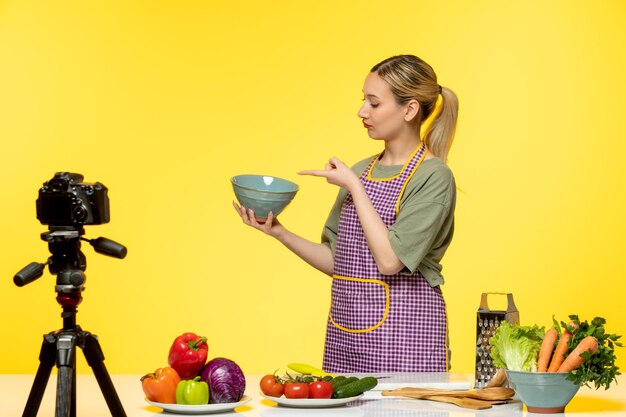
[14,262,46,287]
[90,237,127,259]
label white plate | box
[145,396,251,414]
[262,394,363,408]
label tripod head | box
[14,226,127,304]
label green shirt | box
[321,155,456,287]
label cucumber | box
[329,376,348,391]
[334,377,378,398]
[330,375,359,396]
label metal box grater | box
[474,292,519,388]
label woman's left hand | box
[299,157,361,192]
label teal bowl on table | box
[231,174,299,221]
[506,370,581,414]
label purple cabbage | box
[199,357,246,403]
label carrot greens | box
[558,315,622,389]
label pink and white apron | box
[323,143,448,373]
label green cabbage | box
[489,321,545,372]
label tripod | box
[15,228,128,417]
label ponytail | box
[423,87,459,161]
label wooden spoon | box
[382,387,515,401]
[418,395,493,410]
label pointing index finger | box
[298,169,329,177]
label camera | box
[36,172,110,227]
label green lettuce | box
[489,321,545,372]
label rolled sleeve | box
[388,201,449,274]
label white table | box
[1,374,625,417]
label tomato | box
[308,380,333,399]
[260,375,275,394]
[260,374,284,397]
[284,382,309,399]
[266,381,285,397]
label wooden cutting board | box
[347,372,472,398]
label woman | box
[234,55,459,373]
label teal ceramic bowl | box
[231,175,299,221]
[506,370,581,413]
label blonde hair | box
[371,55,459,161]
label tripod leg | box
[81,332,127,417]
[55,333,77,417]
[22,334,56,417]
[56,367,74,417]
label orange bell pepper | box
[141,367,181,404]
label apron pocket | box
[329,275,389,333]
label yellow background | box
[1,0,625,377]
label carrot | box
[557,336,599,373]
[547,321,578,372]
[537,327,558,372]
[547,330,572,372]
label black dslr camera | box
[36,172,110,227]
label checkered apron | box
[323,143,448,373]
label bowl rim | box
[231,175,300,194]
[506,370,570,376]
[505,369,581,387]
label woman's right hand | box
[233,202,334,276]
[232,201,285,238]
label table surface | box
[1,373,625,417]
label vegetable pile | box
[489,315,622,389]
[141,331,246,405]
[259,362,378,400]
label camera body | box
[36,172,110,227]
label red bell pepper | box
[168,332,209,379]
